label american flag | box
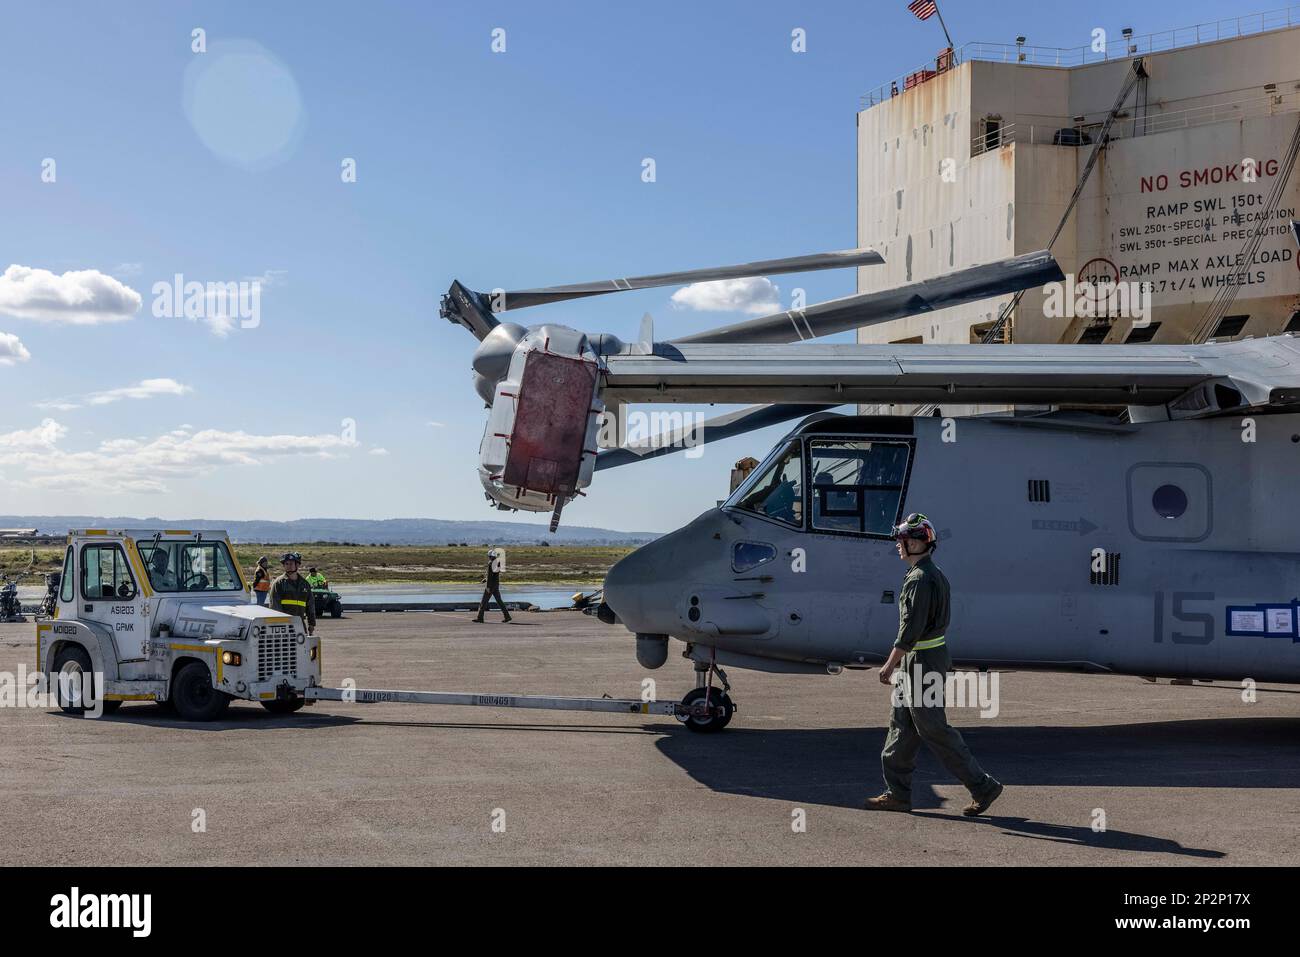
[908,0,938,20]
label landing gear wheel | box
[169,661,230,721]
[261,697,305,715]
[678,686,735,733]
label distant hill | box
[0,515,661,546]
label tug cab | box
[36,529,321,720]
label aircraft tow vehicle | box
[38,529,733,730]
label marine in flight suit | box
[865,513,1003,817]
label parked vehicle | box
[36,572,60,619]
[312,586,344,619]
[0,575,23,622]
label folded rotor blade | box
[594,403,837,471]
[674,250,1064,345]
[495,248,883,312]
[440,280,500,341]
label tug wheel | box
[678,686,735,733]
[52,645,97,715]
[170,661,230,722]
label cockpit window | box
[727,441,803,527]
[809,439,911,536]
[138,540,243,592]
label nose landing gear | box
[676,653,736,733]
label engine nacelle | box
[476,323,604,515]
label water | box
[15,582,601,609]
[341,583,598,609]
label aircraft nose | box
[602,542,662,633]
[604,511,718,634]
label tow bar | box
[303,685,723,722]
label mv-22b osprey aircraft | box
[442,236,1300,732]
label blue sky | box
[0,0,1236,532]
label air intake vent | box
[257,632,298,681]
[1028,479,1051,503]
[1090,552,1121,586]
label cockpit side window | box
[80,544,138,601]
[809,439,911,536]
[726,441,804,528]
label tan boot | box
[962,780,1004,817]
[864,792,911,812]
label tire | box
[52,645,97,715]
[261,697,305,715]
[100,700,122,714]
[169,661,230,721]
[678,686,735,733]
[330,600,342,619]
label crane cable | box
[1190,111,1300,343]
[983,57,1147,347]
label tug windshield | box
[138,540,244,592]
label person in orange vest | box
[251,556,272,605]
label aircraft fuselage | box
[603,412,1300,684]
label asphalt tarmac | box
[2,610,1296,865]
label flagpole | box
[932,0,955,51]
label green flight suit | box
[269,573,317,633]
[880,555,997,805]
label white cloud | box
[0,264,142,325]
[427,421,445,428]
[670,277,780,316]
[368,447,390,456]
[0,419,68,451]
[36,377,193,412]
[0,332,30,365]
[0,420,360,494]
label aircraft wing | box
[600,334,1300,412]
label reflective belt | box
[912,635,946,650]
[281,599,307,608]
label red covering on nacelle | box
[502,351,598,497]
